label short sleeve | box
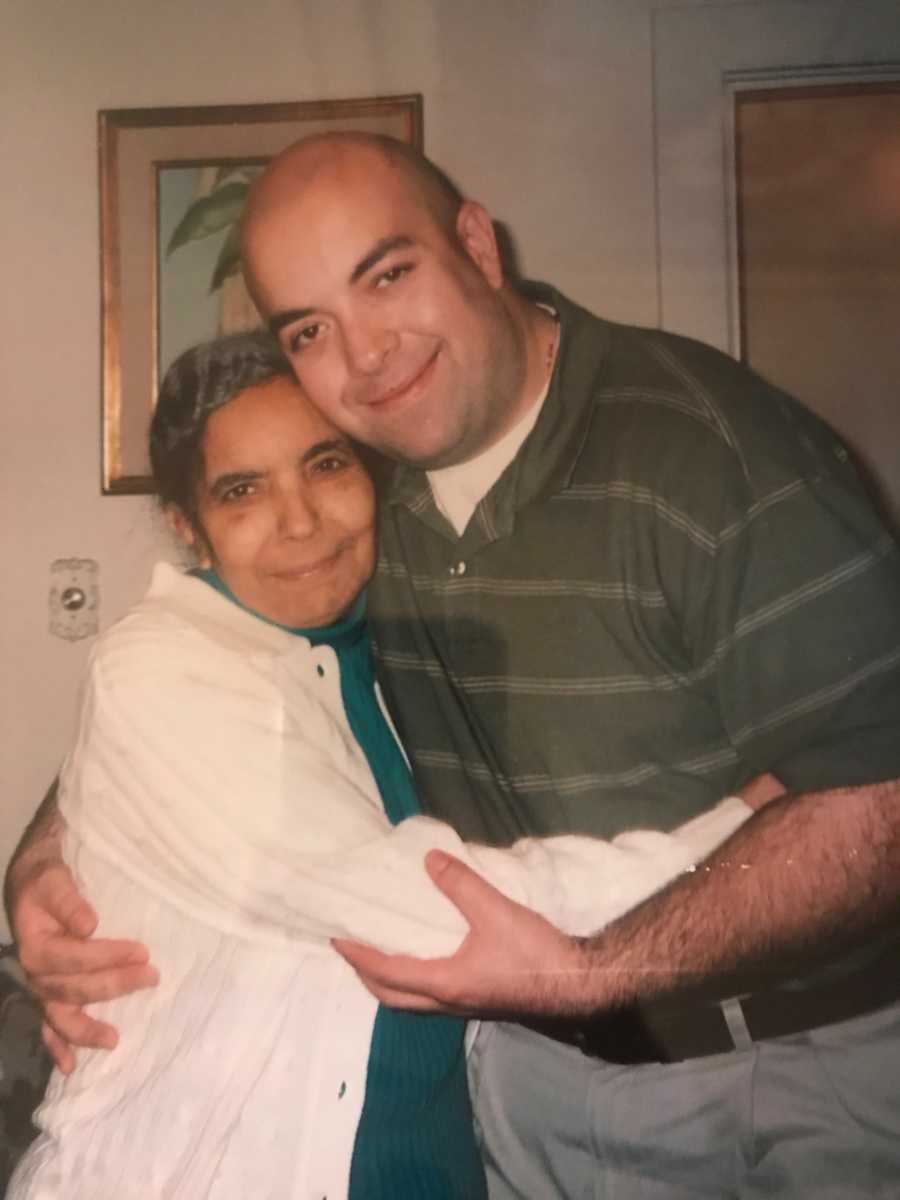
[693,385,900,791]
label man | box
[9,134,900,1197]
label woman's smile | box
[189,376,376,629]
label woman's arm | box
[284,796,753,955]
[69,626,765,957]
[9,605,778,1075]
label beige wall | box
[0,0,807,937]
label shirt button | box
[448,561,467,576]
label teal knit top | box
[192,570,487,1199]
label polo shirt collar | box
[386,283,611,543]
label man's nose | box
[277,485,319,538]
[343,318,399,376]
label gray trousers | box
[468,1000,900,1199]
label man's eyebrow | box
[266,236,414,337]
[349,235,414,284]
[268,308,315,337]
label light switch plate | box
[49,558,99,641]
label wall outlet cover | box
[49,558,99,641]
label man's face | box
[243,154,524,469]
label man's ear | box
[166,506,212,568]
[455,201,504,289]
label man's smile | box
[358,346,441,413]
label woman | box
[10,333,754,1199]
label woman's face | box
[184,375,376,628]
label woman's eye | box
[312,455,348,475]
[222,481,256,503]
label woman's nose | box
[277,486,319,538]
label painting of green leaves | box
[102,97,422,493]
[157,162,263,377]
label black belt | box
[525,938,900,1065]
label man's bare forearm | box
[4,777,64,930]
[3,775,154,1066]
[567,780,900,1014]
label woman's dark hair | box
[149,330,293,526]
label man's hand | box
[333,773,789,1017]
[333,848,590,1017]
[9,822,157,1074]
[336,774,899,1022]
[738,771,785,811]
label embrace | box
[8,133,900,1199]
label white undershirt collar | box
[427,307,558,537]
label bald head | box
[242,133,464,298]
[237,131,550,469]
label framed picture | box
[99,95,423,493]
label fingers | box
[354,981,445,1011]
[331,938,423,983]
[42,1020,77,1075]
[44,1001,119,1052]
[27,863,98,939]
[739,772,787,811]
[36,962,157,1070]
[52,893,98,940]
[424,849,512,920]
[425,850,546,939]
[332,939,450,1011]
[21,934,150,979]
[30,961,159,1006]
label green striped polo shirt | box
[370,285,900,846]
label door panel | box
[653,0,900,525]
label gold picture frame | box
[99,95,423,493]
